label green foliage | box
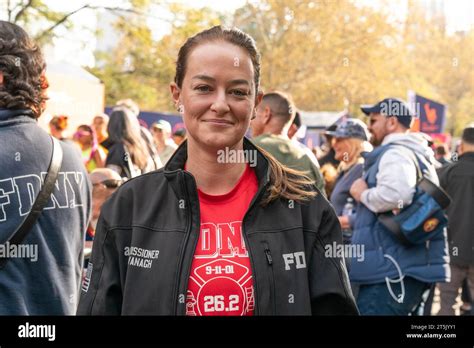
[7,0,74,45]
[13,0,473,135]
[231,0,473,135]
[91,3,223,111]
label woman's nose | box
[210,90,230,115]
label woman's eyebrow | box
[229,79,250,86]
[191,75,250,86]
[191,74,215,82]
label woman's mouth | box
[202,119,234,126]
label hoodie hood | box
[0,109,34,121]
[382,132,437,164]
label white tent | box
[38,61,105,136]
[299,111,342,129]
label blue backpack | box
[374,144,451,246]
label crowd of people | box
[0,20,473,317]
[48,103,187,178]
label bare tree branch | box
[7,0,11,21]
[33,4,174,42]
[13,0,33,23]
[34,4,90,41]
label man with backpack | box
[348,97,450,315]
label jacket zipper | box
[173,171,194,315]
[241,182,268,315]
[263,242,277,314]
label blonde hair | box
[337,138,372,172]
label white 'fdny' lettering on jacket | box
[0,172,85,221]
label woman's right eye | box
[195,85,211,92]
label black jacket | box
[77,138,358,315]
[438,152,474,266]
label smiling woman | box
[77,26,359,316]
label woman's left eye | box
[230,89,249,97]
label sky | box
[33,0,474,67]
[39,0,246,66]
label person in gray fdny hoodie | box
[0,21,91,314]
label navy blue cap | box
[325,118,370,141]
[325,114,349,133]
[361,98,413,128]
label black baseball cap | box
[361,98,414,128]
[173,128,186,137]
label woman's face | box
[151,128,165,144]
[171,41,261,151]
[332,137,353,162]
[93,117,107,134]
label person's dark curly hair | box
[0,21,47,118]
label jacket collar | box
[459,152,474,161]
[164,137,271,196]
[0,108,34,121]
[361,144,388,169]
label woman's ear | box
[255,90,263,109]
[251,91,264,120]
[0,72,3,85]
[170,82,181,110]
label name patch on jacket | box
[124,246,160,269]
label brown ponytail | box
[257,146,318,206]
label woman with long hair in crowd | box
[78,25,358,316]
[105,107,154,178]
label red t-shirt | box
[186,164,258,316]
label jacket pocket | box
[263,242,276,314]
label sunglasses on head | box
[74,130,92,137]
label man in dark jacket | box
[0,21,91,314]
[77,138,358,315]
[437,124,474,315]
